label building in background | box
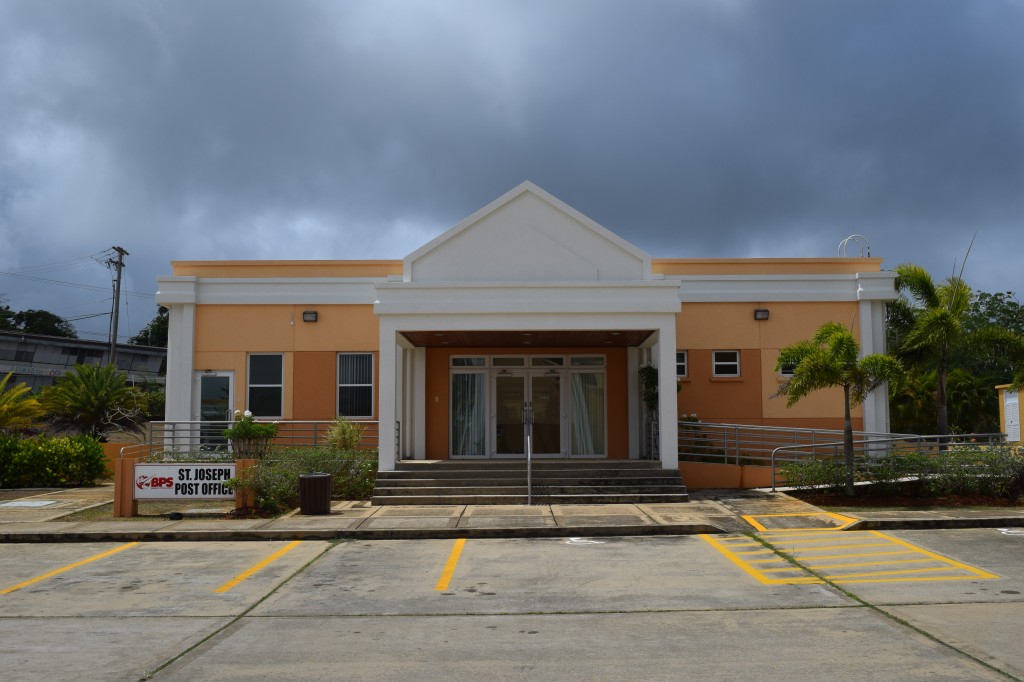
[0,331,166,391]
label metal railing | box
[120,420,380,460]
[768,432,1009,490]
[677,420,912,466]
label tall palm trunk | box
[936,366,950,437]
[843,385,855,496]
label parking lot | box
[2,529,1023,680]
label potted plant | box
[223,410,278,459]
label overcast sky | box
[1,0,1022,343]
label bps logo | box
[136,475,174,490]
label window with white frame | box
[676,351,688,378]
[339,353,374,418]
[712,350,740,377]
[779,362,796,376]
[248,354,283,417]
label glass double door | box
[452,369,606,458]
[495,372,562,456]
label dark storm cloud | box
[1,0,1022,341]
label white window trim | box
[712,350,740,377]
[338,352,375,419]
[247,353,283,418]
[676,350,688,378]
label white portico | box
[374,181,682,471]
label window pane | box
[452,357,486,367]
[492,357,525,367]
[570,356,604,367]
[339,354,373,384]
[713,350,739,376]
[531,357,564,367]
[676,351,687,376]
[248,386,281,417]
[249,355,282,384]
[339,386,373,417]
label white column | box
[164,303,195,422]
[394,343,407,459]
[859,299,890,433]
[377,319,398,471]
[656,322,679,470]
[626,346,640,459]
[412,346,427,459]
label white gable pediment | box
[404,182,650,282]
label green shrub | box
[861,451,933,495]
[925,445,1024,499]
[227,447,377,513]
[326,416,365,451]
[0,434,19,485]
[0,435,107,487]
[779,457,848,494]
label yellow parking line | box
[435,538,466,591]
[699,534,816,585]
[1,543,139,595]
[792,550,916,562]
[867,531,999,579]
[802,557,933,569]
[763,536,889,547]
[704,530,1000,585]
[743,512,858,532]
[214,541,302,593]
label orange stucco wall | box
[192,304,378,418]
[676,301,863,428]
[653,257,883,276]
[424,348,629,459]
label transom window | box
[339,353,374,418]
[248,354,283,417]
[450,355,606,368]
[712,350,740,377]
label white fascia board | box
[672,271,898,302]
[157,277,384,305]
[156,277,197,305]
[374,280,682,316]
[381,311,675,332]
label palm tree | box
[775,322,905,496]
[0,372,44,433]
[889,263,973,436]
[40,364,147,439]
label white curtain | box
[570,373,605,456]
[452,373,486,456]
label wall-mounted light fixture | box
[302,311,318,323]
[754,308,770,321]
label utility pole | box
[106,246,129,366]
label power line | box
[65,312,110,322]
[2,250,115,275]
[0,271,154,298]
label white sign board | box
[134,463,236,500]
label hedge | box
[0,434,108,488]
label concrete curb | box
[845,517,1024,531]
[0,523,727,543]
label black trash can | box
[299,472,332,515]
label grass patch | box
[56,499,239,522]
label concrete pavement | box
[1,484,1023,542]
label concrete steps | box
[372,460,688,505]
